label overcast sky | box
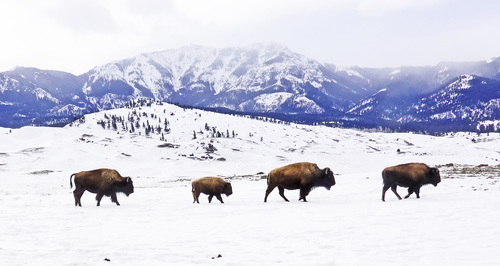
[1,0,499,75]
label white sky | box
[1,0,499,75]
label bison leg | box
[391,184,402,200]
[404,187,414,199]
[208,194,214,203]
[382,184,391,202]
[193,190,201,203]
[414,187,421,199]
[95,191,104,206]
[278,186,290,202]
[192,190,200,203]
[299,187,310,202]
[110,192,120,206]
[215,194,224,203]
[73,189,84,207]
[264,184,277,202]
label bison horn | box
[126,177,131,182]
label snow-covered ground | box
[0,102,499,265]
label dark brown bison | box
[70,168,134,206]
[192,177,233,204]
[382,163,441,202]
[264,162,336,202]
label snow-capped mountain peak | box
[2,44,500,131]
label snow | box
[33,87,60,104]
[1,102,500,265]
[53,104,86,115]
[434,67,450,84]
[335,66,365,79]
[87,44,337,98]
[390,69,401,75]
[450,75,474,91]
[292,96,325,114]
[477,120,500,131]
[238,92,293,112]
[0,101,14,106]
[430,111,457,120]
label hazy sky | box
[1,0,499,75]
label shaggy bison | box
[264,162,335,202]
[192,177,233,203]
[70,168,134,206]
[382,163,441,201]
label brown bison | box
[192,177,233,204]
[264,162,336,202]
[382,163,441,202]
[70,168,134,206]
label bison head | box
[223,182,233,196]
[428,168,441,187]
[118,177,134,196]
[321,168,336,190]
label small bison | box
[192,177,233,204]
[70,168,134,206]
[264,162,336,202]
[382,163,441,202]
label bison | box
[264,162,336,202]
[382,163,441,202]
[70,168,134,206]
[192,177,233,204]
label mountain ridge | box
[1,44,499,132]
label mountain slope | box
[404,75,500,123]
[0,67,90,127]
[1,44,500,131]
[82,44,361,114]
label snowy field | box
[1,102,499,265]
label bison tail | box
[70,174,75,189]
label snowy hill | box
[1,101,500,265]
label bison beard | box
[70,168,134,207]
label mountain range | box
[1,43,500,132]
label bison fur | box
[192,177,233,204]
[382,163,441,201]
[264,162,336,202]
[70,168,134,206]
